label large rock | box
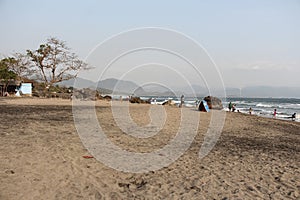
[162,99,176,106]
[129,97,151,104]
[202,96,223,110]
[101,95,112,101]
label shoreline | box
[1,97,299,123]
[225,109,300,123]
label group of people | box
[291,113,297,121]
[228,102,236,112]
[273,109,297,121]
[229,103,297,121]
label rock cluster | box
[129,97,151,104]
[162,100,176,106]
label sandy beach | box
[0,98,299,199]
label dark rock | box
[5,169,15,174]
[129,97,150,104]
[247,186,255,191]
[102,95,112,101]
[274,176,281,181]
[118,183,130,188]
[162,99,175,106]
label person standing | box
[180,95,184,108]
[249,107,253,115]
[273,109,277,118]
[228,102,232,111]
[232,104,236,112]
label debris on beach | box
[82,155,94,159]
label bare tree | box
[27,37,91,87]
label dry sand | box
[0,98,299,199]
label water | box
[142,96,199,107]
[223,97,300,122]
[139,96,300,122]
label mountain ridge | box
[59,77,300,98]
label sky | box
[0,0,299,90]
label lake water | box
[224,97,300,122]
[139,96,300,122]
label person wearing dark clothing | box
[292,113,296,121]
[228,102,232,111]
[180,95,184,108]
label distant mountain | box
[59,77,300,98]
[241,86,300,98]
[218,86,300,98]
[225,87,242,97]
[59,77,96,89]
[97,78,146,95]
[60,77,145,95]
[178,84,209,96]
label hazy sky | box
[0,0,299,89]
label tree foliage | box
[0,37,91,95]
[0,58,17,95]
[1,54,33,81]
[0,58,17,80]
[27,37,90,87]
